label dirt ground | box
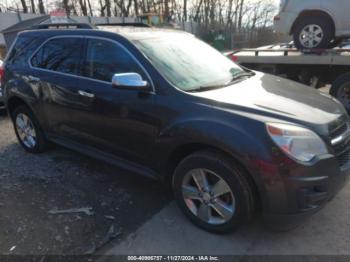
[0,112,170,255]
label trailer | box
[226,47,350,111]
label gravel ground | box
[0,112,170,255]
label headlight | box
[266,123,328,162]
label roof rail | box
[97,22,150,28]
[30,23,95,30]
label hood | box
[192,72,346,131]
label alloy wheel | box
[181,168,235,225]
[15,113,37,149]
[299,24,324,48]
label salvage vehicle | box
[2,25,350,233]
[274,0,350,49]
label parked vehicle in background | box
[2,26,350,233]
[0,59,5,110]
[274,0,350,49]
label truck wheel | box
[12,105,49,153]
[293,16,334,49]
[330,73,350,112]
[172,150,254,233]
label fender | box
[155,116,275,208]
[4,73,47,129]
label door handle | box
[28,75,40,82]
[78,90,95,98]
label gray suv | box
[274,0,350,49]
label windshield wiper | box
[224,71,255,86]
[188,84,227,92]
[188,71,255,93]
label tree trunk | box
[238,0,244,31]
[99,0,106,16]
[30,0,35,13]
[105,0,111,17]
[38,0,45,14]
[183,0,187,21]
[63,0,71,15]
[164,0,169,18]
[78,0,88,16]
[193,0,203,22]
[20,0,28,13]
[134,0,139,16]
[87,0,93,16]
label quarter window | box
[83,39,145,82]
[31,38,83,75]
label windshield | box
[133,34,245,92]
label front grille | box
[329,118,350,167]
[330,122,348,140]
[337,148,350,167]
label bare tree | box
[62,0,71,15]
[38,0,45,13]
[87,0,93,16]
[237,0,244,31]
[20,0,28,13]
[183,0,187,21]
[30,0,36,13]
[78,0,88,16]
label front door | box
[76,37,158,165]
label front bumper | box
[262,155,350,231]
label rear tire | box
[172,150,254,233]
[12,105,49,153]
[330,73,350,112]
[293,16,334,49]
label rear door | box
[30,36,94,143]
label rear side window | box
[7,35,44,67]
[83,39,145,82]
[31,38,83,75]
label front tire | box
[173,150,254,233]
[12,105,48,153]
[293,16,334,49]
[330,73,350,112]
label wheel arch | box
[291,10,335,36]
[163,142,262,211]
[6,96,32,118]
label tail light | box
[230,54,238,62]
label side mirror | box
[112,73,150,91]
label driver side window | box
[83,39,146,82]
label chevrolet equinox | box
[2,26,350,233]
